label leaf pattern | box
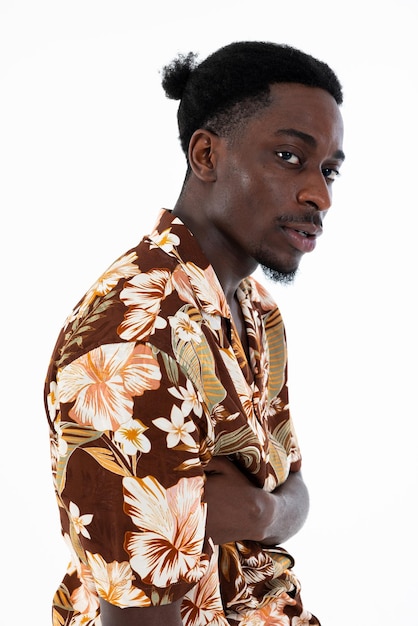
[83,446,132,477]
[171,307,227,413]
[56,288,119,368]
[55,423,102,495]
[264,307,287,401]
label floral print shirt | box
[45,209,319,625]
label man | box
[45,41,344,625]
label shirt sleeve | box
[51,339,212,609]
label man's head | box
[165,42,345,288]
[162,41,343,160]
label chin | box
[254,246,300,285]
[260,264,298,285]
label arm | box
[260,470,310,545]
[204,456,310,546]
[100,598,183,626]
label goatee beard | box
[261,264,297,285]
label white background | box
[1,1,417,624]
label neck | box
[172,200,257,307]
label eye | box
[276,151,301,165]
[322,167,340,182]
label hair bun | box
[161,52,198,101]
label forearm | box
[204,457,310,546]
[258,471,310,545]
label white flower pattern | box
[153,404,198,449]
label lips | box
[281,224,321,254]
[293,228,311,237]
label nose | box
[296,171,332,212]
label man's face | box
[208,83,345,283]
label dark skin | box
[100,82,345,625]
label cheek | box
[221,154,254,188]
[217,169,255,215]
[232,171,267,207]
[257,174,285,207]
[236,169,254,190]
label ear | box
[188,129,221,182]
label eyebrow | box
[275,128,346,162]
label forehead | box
[252,82,344,148]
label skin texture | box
[100,82,344,625]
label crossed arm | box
[100,456,310,625]
[204,456,310,546]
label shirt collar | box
[148,209,232,320]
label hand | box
[100,598,183,626]
[261,469,310,545]
[204,456,309,546]
[204,456,263,544]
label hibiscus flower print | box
[118,268,173,341]
[238,591,297,625]
[169,310,202,343]
[172,262,228,330]
[148,226,180,253]
[182,547,227,626]
[70,561,100,616]
[86,552,151,608]
[57,342,161,431]
[123,475,207,587]
[245,276,277,311]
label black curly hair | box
[161,41,343,159]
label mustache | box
[276,213,323,228]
